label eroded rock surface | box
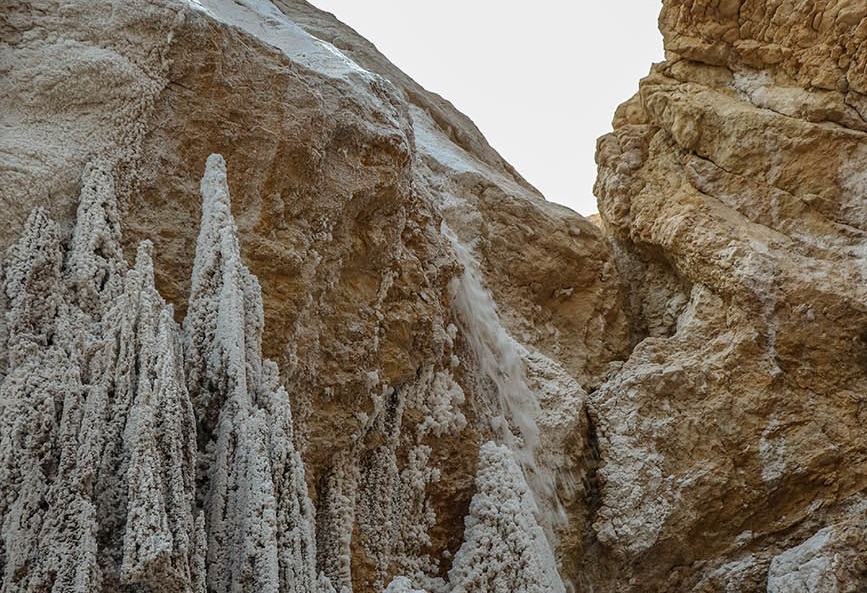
[1,0,865,592]
[592,0,867,590]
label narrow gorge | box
[1,1,865,592]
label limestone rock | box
[2,0,866,591]
[591,0,867,590]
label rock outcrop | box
[1,0,865,592]
[592,0,867,590]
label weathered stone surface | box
[592,0,867,590]
[1,0,622,591]
[2,0,866,591]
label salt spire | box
[449,442,565,593]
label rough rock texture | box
[592,0,867,590]
[2,0,616,590]
[1,0,866,592]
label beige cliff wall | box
[593,0,867,590]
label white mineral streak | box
[449,442,565,593]
[767,528,839,593]
[441,223,560,515]
[184,154,323,593]
[184,0,375,82]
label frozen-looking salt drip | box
[67,158,125,318]
[2,208,65,368]
[449,442,566,593]
[0,157,326,592]
[185,154,324,593]
[441,222,561,519]
[120,245,201,588]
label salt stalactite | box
[0,163,202,592]
[184,154,322,593]
[119,244,201,589]
[66,158,126,319]
[184,153,265,439]
[315,450,359,593]
[1,208,65,368]
[448,442,565,593]
[0,204,103,592]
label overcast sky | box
[308,1,665,215]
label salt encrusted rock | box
[589,0,867,590]
[2,208,65,368]
[0,155,324,592]
[67,158,125,318]
[4,0,866,591]
[185,154,321,593]
[448,442,565,593]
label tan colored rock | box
[3,0,866,591]
[592,0,867,590]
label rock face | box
[0,0,865,592]
[592,0,867,590]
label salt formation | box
[442,224,559,513]
[4,0,867,591]
[449,442,565,593]
[0,153,570,592]
[0,163,203,592]
[182,154,322,593]
[0,156,323,593]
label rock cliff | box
[0,0,865,592]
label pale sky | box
[308,1,664,215]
